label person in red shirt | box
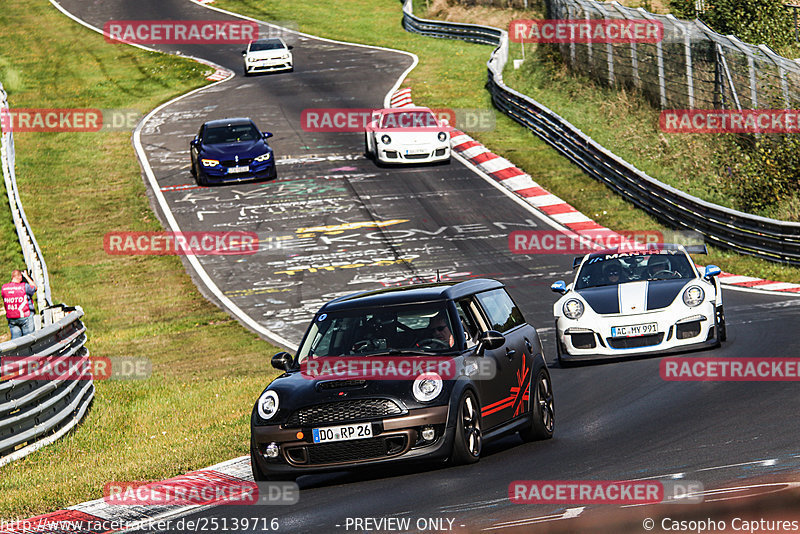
[2,269,37,339]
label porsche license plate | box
[227,165,249,174]
[312,422,372,443]
[405,148,428,155]
[611,322,657,337]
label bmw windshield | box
[296,303,457,363]
[204,124,260,144]
[575,250,696,289]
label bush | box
[721,135,800,214]
[669,0,794,48]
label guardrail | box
[401,0,800,265]
[0,81,93,465]
[0,306,93,467]
[0,83,54,318]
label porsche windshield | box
[296,303,456,363]
[379,111,438,130]
[575,250,696,289]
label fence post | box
[725,34,758,109]
[639,8,667,108]
[758,44,791,109]
[667,15,695,109]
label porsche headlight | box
[257,390,279,420]
[380,134,391,145]
[563,299,584,319]
[254,152,272,162]
[412,373,443,403]
[201,158,219,167]
[438,132,447,142]
[682,286,705,307]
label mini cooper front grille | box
[607,333,664,349]
[284,399,404,428]
[303,435,408,465]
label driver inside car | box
[428,312,454,348]
[647,256,674,279]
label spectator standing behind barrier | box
[2,269,37,339]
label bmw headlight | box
[682,286,705,307]
[438,131,447,142]
[201,158,219,167]
[257,390,279,420]
[380,134,391,145]
[563,299,584,319]
[412,373,443,403]
[254,152,272,162]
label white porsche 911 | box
[551,244,726,364]
[365,107,451,165]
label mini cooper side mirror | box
[271,352,293,371]
[551,280,567,294]
[704,265,721,279]
[476,330,505,355]
[190,137,199,146]
[263,131,273,139]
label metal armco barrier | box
[401,0,800,265]
[0,307,93,467]
[0,81,92,465]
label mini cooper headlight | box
[201,158,219,167]
[380,134,391,145]
[682,286,705,307]
[257,390,279,420]
[412,373,443,403]
[563,299,584,319]
[254,152,272,162]
[438,132,447,142]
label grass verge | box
[0,0,280,519]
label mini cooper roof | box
[319,278,505,312]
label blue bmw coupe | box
[190,118,277,186]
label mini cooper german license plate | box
[611,322,658,337]
[312,422,372,443]
[227,165,249,174]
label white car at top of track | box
[242,38,293,75]
[365,107,451,165]
[551,244,726,363]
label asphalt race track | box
[53,0,800,532]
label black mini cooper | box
[250,279,555,481]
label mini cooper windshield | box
[576,250,697,289]
[297,303,457,363]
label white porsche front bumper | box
[555,300,720,360]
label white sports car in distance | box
[242,38,293,75]
[551,244,725,364]
[365,107,451,165]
